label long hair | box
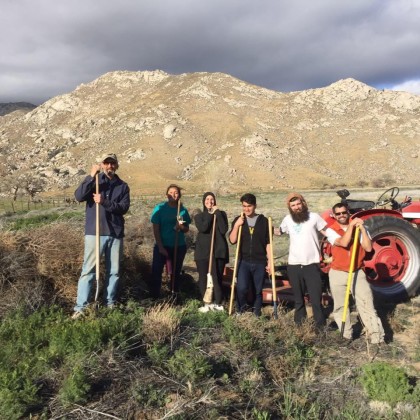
[166,184,182,198]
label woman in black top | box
[194,192,229,311]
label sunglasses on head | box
[334,211,348,216]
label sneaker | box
[71,311,84,320]
[198,304,211,313]
[213,304,224,311]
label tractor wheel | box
[363,215,420,300]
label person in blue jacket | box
[72,153,130,318]
[150,184,191,298]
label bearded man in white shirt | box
[278,192,329,329]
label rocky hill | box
[0,71,419,196]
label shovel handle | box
[208,214,217,273]
[268,217,278,318]
[340,226,360,337]
[95,173,100,302]
[229,213,243,315]
[171,200,182,293]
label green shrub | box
[0,368,40,419]
[360,361,414,407]
[284,339,315,373]
[252,407,271,420]
[147,343,171,367]
[9,211,83,230]
[59,364,91,407]
[0,304,145,416]
[222,317,256,351]
[278,383,322,419]
[181,305,228,329]
[167,347,211,383]
[131,382,169,408]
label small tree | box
[1,174,46,211]
[21,175,46,200]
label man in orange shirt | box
[327,203,384,344]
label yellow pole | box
[268,217,278,319]
[340,226,360,337]
[228,213,243,315]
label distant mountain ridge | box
[0,71,419,196]
[0,102,36,116]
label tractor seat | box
[342,199,375,212]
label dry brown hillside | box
[0,71,419,196]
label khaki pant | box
[329,268,385,344]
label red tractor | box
[320,187,420,300]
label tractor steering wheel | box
[376,187,399,206]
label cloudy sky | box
[2,0,420,104]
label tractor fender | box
[321,209,404,226]
[351,209,403,220]
[401,201,420,225]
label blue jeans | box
[236,260,266,316]
[74,235,123,312]
[151,244,187,297]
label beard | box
[289,205,310,224]
[105,169,115,178]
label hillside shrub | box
[0,304,144,415]
[131,381,169,408]
[222,317,257,351]
[58,363,91,407]
[0,368,40,420]
[147,343,171,368]
[167,346,211,383]
[360,361,416,407]
[278,383,322,419]
[265,338,316,384]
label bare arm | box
[329,218,368,249]
[359,224,372,252]
[331,222,356,248]
[152,223,168,257]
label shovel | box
[268,217,278,319]
[340,226,360,338]
[203,213,217,304]
[171,199,181,294]
[94,172,100,303]
[228,213,243,316]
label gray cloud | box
[1,0,420,104]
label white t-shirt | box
[280,212,327,265]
